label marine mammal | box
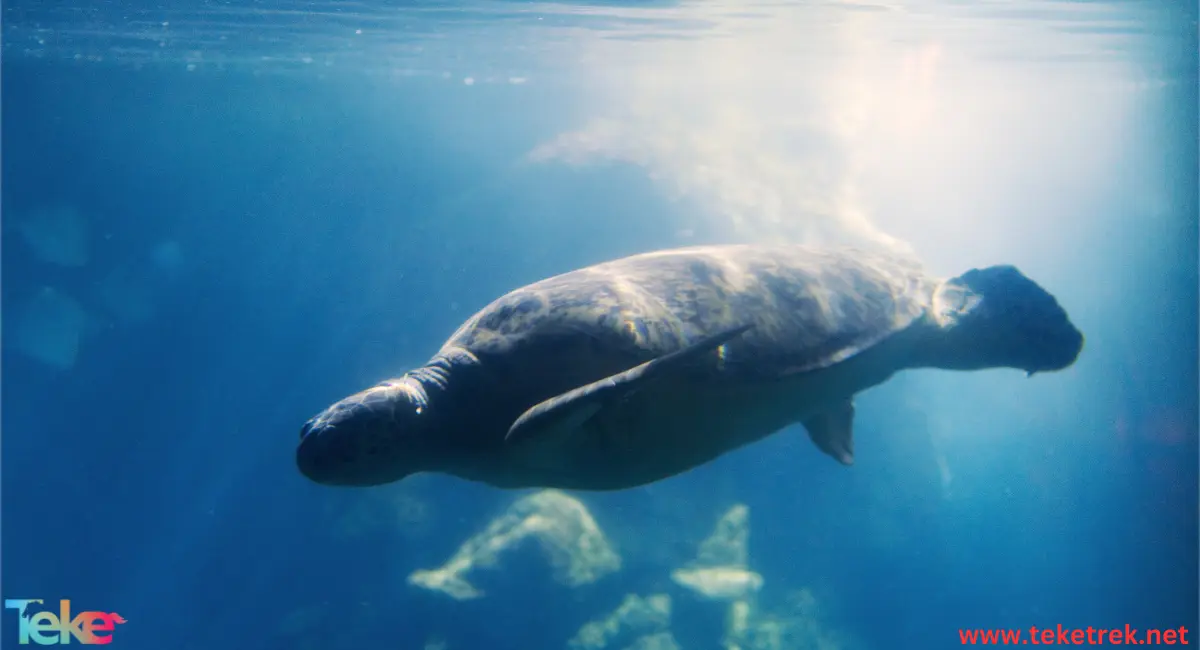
[296,244,1083,491]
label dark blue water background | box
[2,1,1197,649]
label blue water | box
[2,1,1196,649]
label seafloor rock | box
[673,565,764,601]
[671,504,763,601]
[409,489,620,600]
[665,503,851,649]
[696,504,749,567]
[723,588,852,650]
[622,631,682,650]
[568,593,672,650]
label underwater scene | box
[2,1,1197,649]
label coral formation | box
[724,588,851,650]
[568,593,673,650]
[671,504,763,601]
[409,489,620,600]
[622,631,682,650]
[401,497,854,649]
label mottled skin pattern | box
[427,246,931,488]
[297,244,1084,491]
[445,245,932,379]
